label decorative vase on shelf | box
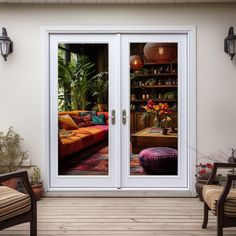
[161,127,168,135]
[97,104,106,112]
[169,127,177,133]
[153,115,160,128]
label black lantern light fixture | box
[224,27,236,60]
[0,27,13,61]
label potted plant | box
[195,162,214,201]
[92,72,108,111]
[0,127,28,188]
[30,166,44,201]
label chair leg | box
[217,214,223,236]
[30,216,37,236]
[202,203,209,229]
[30,205,37,236]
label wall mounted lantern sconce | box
[0,27,13,61]
[224,27,236,60]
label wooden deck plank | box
[1,197,236,235]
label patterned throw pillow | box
[92,114,105,125]
[79,111,97,117]
[70,114,81,125]
[58,114,78,130]
[76,114,94,128]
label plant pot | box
[97,104,106,112]
[31,184,44,201]
[169,127,177,133]
[2,177,18,189]
[161,128,168,135]
[195,178,208,202]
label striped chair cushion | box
[0,186,31,221]
[202,185,236,217]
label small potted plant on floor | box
[0,127,28,188]
[30,166,44,201]
[195,162,213,201]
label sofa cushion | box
[58,114,78,130]
[76,115,94,128]
[70,114,81,126]
[202,185,236,217]
[79,111,96,117]
[59,125,108,159]
[97,112,109,125]
[92,114,105,125]
[0,186,31,221]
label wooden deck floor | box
[1,197,236,235]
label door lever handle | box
[122,109,130,125]
[108,110,116,125]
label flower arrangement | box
[196,162,213,179]
[142,100,173,128]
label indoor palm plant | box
[92,72,108,111]
[0,127,28,188]
[58,53,107,111]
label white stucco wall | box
[0,3,236,168]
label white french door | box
[50,34,120,188]
[48,30,194,192]
[121,34,188,188]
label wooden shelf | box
[131,85,178,88]
[134,73,177,77]
[144,62,177,65]
[131,99,177,103]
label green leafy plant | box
[92,72,108,104]
[58,53,107,111]
[58,56,76,111]
[0,127,28,174]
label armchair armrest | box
[0,171,36,203]
[217,174,236,214]
[207,162,236,185]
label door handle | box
[109,109,116,125]
[122,109,130,125]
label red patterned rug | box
[59,142,145,175]
[59,141,109,175]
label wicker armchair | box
[202,162,236,236]
[0,171,37,235]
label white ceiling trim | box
[0,0,236,3]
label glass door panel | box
[121,34,188,188]
[58,43,109,176]
[50,34,120,188]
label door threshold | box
[45,188,196,197]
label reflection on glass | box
[58,44,109,176]
[130,43,178,176]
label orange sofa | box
[58,111,108,160]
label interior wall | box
[0,3,236,168]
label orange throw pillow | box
[58,114,78,130]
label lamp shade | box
[143,43,177,63]
[130,55,144,70]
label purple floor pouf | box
[138,147,178,175]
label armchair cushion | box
[203,185,236,217]
[0,186,31,221]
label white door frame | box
[41,26,196,197]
